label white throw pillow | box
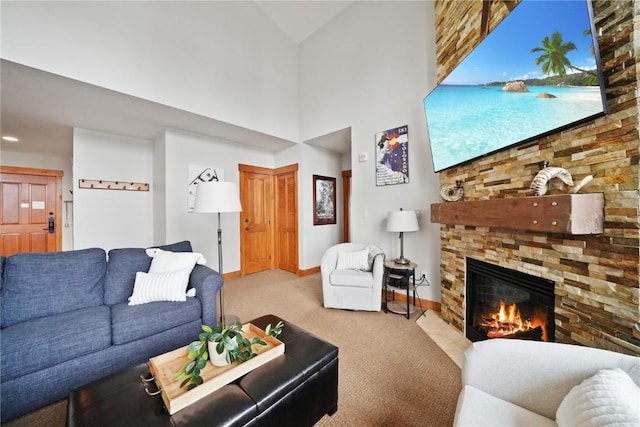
[366,244,384,270]
[336,249,370,271]
[145,248,207,273]
[556,368,640,427]
[128,268,192,305]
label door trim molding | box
[239,164,274,175]
[342,170,351,243]
[275,163,298,174]
[0,166,63,177]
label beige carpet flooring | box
[6,270,462,426]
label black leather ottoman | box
[66,315,338,427]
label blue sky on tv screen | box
[444,0,596,86]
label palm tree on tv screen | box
[584,28,595,57]
[531,31,597,77]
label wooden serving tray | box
[148,323,285,415]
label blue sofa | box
[0,241,223,422]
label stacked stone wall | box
[434,0,640,355]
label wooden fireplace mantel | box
[430,193,604,235]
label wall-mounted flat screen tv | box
[424,0,607,172]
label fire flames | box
[480,300,547,341]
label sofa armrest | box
[189,264,223,326]
[320,245,342,285]
[463,338,640,419]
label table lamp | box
[386,208,419,265]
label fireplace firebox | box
[466,258,555,342]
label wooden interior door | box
[239,165,274,274]
[0,166,63,256]
[275,165,298,273]
[342,170,351,243]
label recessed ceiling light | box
[2,136,19,142]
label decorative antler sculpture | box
[530,167,573,196]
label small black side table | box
[382,260,417,319]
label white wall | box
[3,1,443,302]
[3,123,344,273]
[0,150,74,250]
[160,129,275,273]
[299,1,442,301]
[300,144,344,269]
[275,142,344,270]
[72,128,154,251]
[152,133,167,245]
[1,1,300,142]
[341,151,351,171]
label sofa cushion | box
[146,248,206,273]
[335,249,370,271]
[556,368,640,427]
[365,245,384,270]
[125,249,207,306]
[454,385,556,427]
[111,298,201,345]
[104,248,151,305]
[1,306,111,382]
[329,269,373,288]
[128,268,192,305]
[2,248,106,327]
[154,240,193,253]
[104,241,193,305]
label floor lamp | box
[194,181,242,326]
[386,208,419,265]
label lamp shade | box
[387,210,419,232]
[194,181,242,213]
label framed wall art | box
[313,175,336,225]
[187,164,223,212]
[375,125,409,186]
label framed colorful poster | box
[375,125,409,186]
[313,175,336,225]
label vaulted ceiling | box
[255,1,353,43]
[1,1,355,158]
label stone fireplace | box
[432,0,639,356]
[465,258,555,342]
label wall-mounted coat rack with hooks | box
[79,179,150,191]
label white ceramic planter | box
[208,341,230,367]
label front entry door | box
[239,165,274,274]
[0,166,63,256]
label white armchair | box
[454,339,640,426]
[320,243,385,311]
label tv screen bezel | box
[424,0,608,173]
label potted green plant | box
[173,320,284,390]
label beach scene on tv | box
[424,0,606,172]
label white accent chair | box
[320,243,384,311]
[454,338,640,426]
